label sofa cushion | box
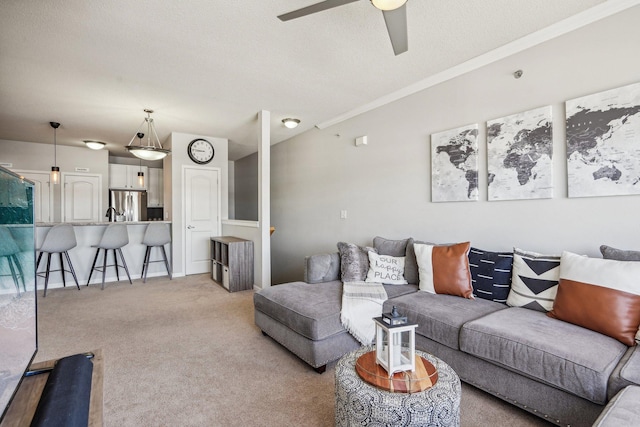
[382,291,506,350]
[337,242,375,282]
[254,281,417,341]
[608,346,640,399]
[373,236,409,256]
[460,307,627,404]
[507,248,560,311]
[304,252,340,284]
[592,386,640,427]
[415,242,473,298]
[548,251,640,346]
[468,247,513,303]
[384,283,419,300]
[600,244,640,261]
[619,346,640,385]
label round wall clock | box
[187,138,215,164]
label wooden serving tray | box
[355,351,438,393]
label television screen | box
[0,167,37,420]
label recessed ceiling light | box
[84,140,106,150]
[282,118,300,129]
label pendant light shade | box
[125,109,170,161]
[137,154,145,187]
[371,0,407,11]
[50,122,60,185]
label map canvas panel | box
[566,82,640,198]
[487,106,553,201]
[431,124,479,202]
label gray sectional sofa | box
[253,243,640,426]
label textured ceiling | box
[0,0,622,160]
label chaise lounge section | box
[254,252,417,372]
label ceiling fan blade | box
[382,4,408,55]
[278,0,360,21]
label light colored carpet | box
[35,274,551,426]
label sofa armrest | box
[304,252,340,283]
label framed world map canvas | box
[431,124,478,202]
[566,82,640,198]
[486,106,553,201]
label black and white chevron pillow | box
[507,248,560,312]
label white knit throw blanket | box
[340,281,388,345]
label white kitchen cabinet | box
[109,164,148,189]
[62,173,102,222]
[147,167,164,207]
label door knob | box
[187,225,195,229]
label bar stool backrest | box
[142,223,171,247]
[98,224,129,249]
[40,224,78,253]
[0,226,20,257]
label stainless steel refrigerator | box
[108,189,148,222]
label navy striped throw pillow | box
[468,247,514,303]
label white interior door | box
[62,173,102,222]
[14,170,52,223]
[184,167,220,275]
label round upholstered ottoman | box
[335,347,461,427]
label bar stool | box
[141,223,172,283]
[87,224,132,290]
[0,226,26,294]
[36,224,79,297]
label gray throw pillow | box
[337,242,376,282]
[600,245,640,261]
[373,236,410,256]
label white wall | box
[0,139,109,222]
[270,7,640,284]
[165,132,229,276]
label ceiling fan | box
[278,0,409,56]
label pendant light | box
[136,133,145,187]
[50,121,60,185]
[125,109,170,161]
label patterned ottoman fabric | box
[335,347,461,427]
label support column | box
[258,110,271,288]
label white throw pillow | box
[365,251,407,285]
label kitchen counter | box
[36,220,171,227]
[35,222,173,291]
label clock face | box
[187,138,215,164]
